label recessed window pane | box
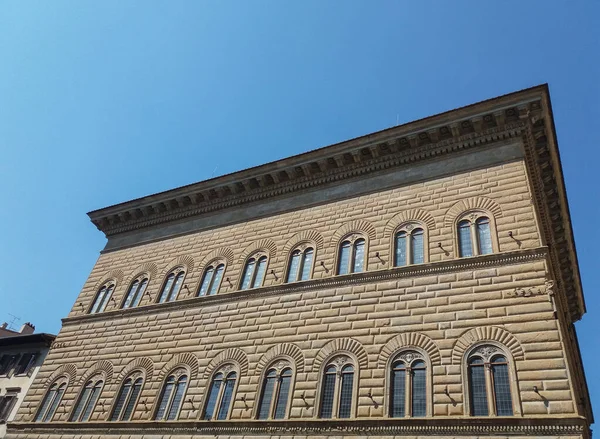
[209,265,225,295]
[274,369,292,419]
[44,383,66,422]
[390,362,406,417]
[203,373,222,420]
[35,385,57,422]
[411,361,426,417]
[253,257,267,288]
[491,356,513,416]
[110,379,131,421]
[286,251,301,283]
[155,376,175,420]
[352,239,365,273]
[257,370,276,419]
[158,275,175,303]
[217,372,236,420]
[123,281,139,309]
[241,259,255,290]
[458,220,473,257]
[80,381,103,421]
[395,232,407,267]
[199,267,214,296]
[476,217,493,255]
[166,376,187,420]
[71,382,93,421]
[319,367,336,418]
[468,359,488,416]
[338,365,354,418]
[167,272,184,302]
[132,279,148,307]
[122,378,142,421]
[338,241,351,275]
[411,229,424,264]
[300,248,313,281]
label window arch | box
[70,377,103,422]
[109,372,144,421]
[456,212,495,257]
[388,350,428,418]
[337,235,366,275]
[89,283,115,314]
[240,252,268,290]
[35,380,67,422]
[394,223,427,266]
[202,365,238,420]
[285,244,315,283]
[157,268,186,303]
[154,368,188,420]
[122,276,149,309]
[198,262,226,296]
[318,355,356,419]
[256,361,294,420]
[466,345,515,416]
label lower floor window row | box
[34,345,516,422]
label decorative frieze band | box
[9,417,588,436]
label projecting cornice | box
[87,84,585,321]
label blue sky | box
[1,0,598,417]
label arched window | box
[319,356,355,419]
[394,225,425,266]
[157,269,185,303]
[110,375,144,421]
[198,263,225,296]
[240,253,268,290]
[256,363,293,420]
[467,345,514,416]
[35,381,67,422]
[337,236,366,275]
[389,351,427,418]
[286,246,314,283]
[122,277,149,309]
[154,370,188,420]
[70,378,103,422]
[457,213,494,257]
[89,283,115,314]
[202,366,238,420]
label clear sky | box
[1,0,598,418]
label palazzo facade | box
[7,85,592,439]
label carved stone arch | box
[384,209,436,237]
[78,360,114,385]
[203,348,249,379]
[92,269,124,292]
[199,247,235,269]
[313,338,368,372]
[158,352,199,382]
[44,364,78,388]
[331,220,376,245]
[451,326,524,364]
[379,333,441,368]
[160,255,195,279]
[282,230,325,254]
[118,357,154,382]
[239,238,277,263]
[444,196,503,227]
[128,262,158,281]
[256,344,305,375]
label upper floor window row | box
[87,211,499,313]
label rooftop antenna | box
[396,114,400,126]
[211,165,218,178]
[7,313,20,331]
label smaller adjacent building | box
[0,324,55,438]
